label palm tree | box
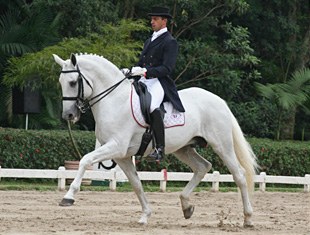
[256,68,310,140]
[0,1,61,128]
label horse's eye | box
[69,81,77,87]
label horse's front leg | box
[59,160,87,206]
[115,158,152,224]
[59,140,120,206]
[59,156,92,206]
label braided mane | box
[75,52,120,73]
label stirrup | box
[145,147,165,162]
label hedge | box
[0,128,309,176]
[0,128,95,170]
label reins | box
[88,77,127,107]
[61,64,127,113]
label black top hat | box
[148,6,172,19]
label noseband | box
[61,64,127,113]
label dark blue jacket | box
[137,31,185,112]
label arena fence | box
[0,166,309,192]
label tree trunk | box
[280,1,310,139]
[280,108,296,140]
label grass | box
[0,179,305,192]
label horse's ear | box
[70,53,77,66]
[53,54,65,66]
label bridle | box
[61,64,127,113]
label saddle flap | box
[133,80,152,124]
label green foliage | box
[176,22,261,102]
[229,100,277,138]
[169,0,250,38]
[0,128,95,169]
[256,68,310,111]
[1,0,309,140]
[0,0,62,129]
[2,19,148,130]
[0,3,60,57]
[1,128,309,177]
[231,0,310,139]
[241,0,310,84]
[249,138,310,176]
[34,0,119,37]
[255,68,310,139]
[3,19,147,89]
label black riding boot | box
[147,108,165,162]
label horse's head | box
[53,53,93,122]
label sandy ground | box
[0,190,309,235]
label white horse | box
[53,53,258,227]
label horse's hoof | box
[243,220,254,228]
[138,217,148,225]
[59,198,75,207]
[183,205,195,219]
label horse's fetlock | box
[180,194,190,211]
[179,194,188,201]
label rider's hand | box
[120,68,130,76]
[130,66,147,77]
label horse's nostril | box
[68,114,74,119]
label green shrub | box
[248,138,310,176]
[0,128,309,176]
[0,128,95,169]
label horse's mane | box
[75,53,120,73]
[76,52,105,61]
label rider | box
[129,6,185,161]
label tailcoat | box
[137,32,185,112]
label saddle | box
[132,79,153,125]
[131,78,185,157]
[132,79,156,157]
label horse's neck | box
[91,83,132,142]
[90,71,131,127]
[81,57,119,88]
[79,55,132,131]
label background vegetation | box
[0,0,309,140]
[1,128,309,177]
[0,1,309,182]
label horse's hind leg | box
[210,141,254,227]
[114,157,152,224]
[174,146,212,219]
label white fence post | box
[304,174,310,193]
[109,170,117,191]
[211,171,220,192]
[57,166,66,191]
[160,169,167,192]
[259,172,266,192]
[0,167,309,193]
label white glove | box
[120,68,130,76]
[130,66,147,77]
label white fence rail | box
[0,166,309,192]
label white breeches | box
[139,76,164,112]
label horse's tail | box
[231,113,258,193]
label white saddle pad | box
[130,85,185,128]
